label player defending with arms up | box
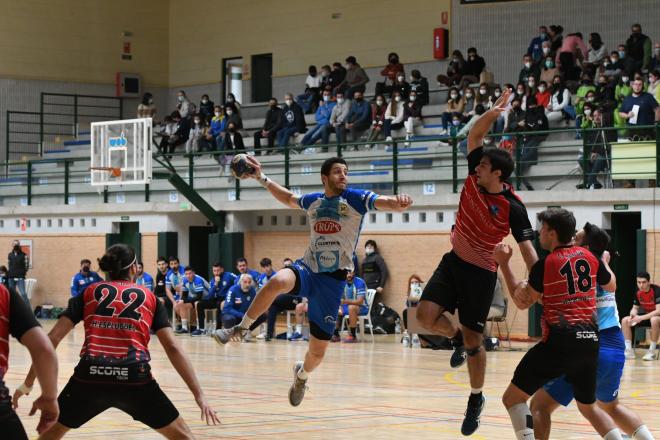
[13,244,220,439]
[213,155,413,406]
[416,89,538,436]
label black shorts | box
[420,251,497,333]
[0,398,28,440]
[58,378,179,430]
[512,333,599,404]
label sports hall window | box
[15,219,20,228]
[370,213,377,223]
[47,219,52,227]
[285,215,292,226]
[419,212,427,223]
[257,216,264,226]
[37,219,42,227]
[91,218,96,227]
[0,220,3,228]
[386,213,393,223]
[270,216,277,226]
[299,215,306,226]
[26,220,31,227]
[436,212,444,223]
[402,212,409,223]
[69,218,74,227]
[80,218,85,227]
[58,219,63,227]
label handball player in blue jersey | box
[213,155,412,406]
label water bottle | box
[394,318,401,335]
[286,323,293,339]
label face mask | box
[517,89,525,94]
[410,76,415,82]
[586,97,594,103]
[323,95,330,102]
[148,98,154,104]
[202,99,208,104]
[229,127,236,133]
[618,51,625,58]
[528,81,535,88]
[177,96,184,102]
[337,98,344,104]
[285,99,293,106]
[322,71,329,77]
[584,109,592,116]
[465,93,473,99]
[452,120,461,126]
[494,91,501,97]
[622,76,629,83]
[376,100,383,105]
[603,61,610,68]
[226,110,233,116]
[540,32,547,39]
[345,64,351,69]
[214,112,221,117]
[365,246,374,255]
[450,93,458,99]
[452,57,458,62]
[227,97,234,102]
[524,62,531,69]
[610,57,619,64]
[409,95,416,101]
[194,119,200,124]
[397,76,405,82]
[542,47,550,55]
[545,60,554,69]
[394,96,401,102]
[538,86,546,92]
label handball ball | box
[230,154,255,179]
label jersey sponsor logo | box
[315,237,341,248]
[89,365,129,379]
[317,251,339,270]
[314,220,341,234]
[575,331,598,340]
[338,202,348,216]
[324,315,337,324]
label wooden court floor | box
[7,321,660,439]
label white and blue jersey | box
[257,271,277,289]
[70,271,103,297]
[165,266,187,299]
[181,274,210,301]
[135,272,154,291]
[210,272,237,300]
[595,285,620,332]
[298,188,378,273]
[341,276,369,316]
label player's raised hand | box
[30,395,59,434]
[195,394,221,425]
[244,155,262,179]
[491,89,511,114]
[493,243,513,265]
[395,194,413,210]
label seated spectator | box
[441,87,465,134]
[331,271,368,343]
[438,50,465,87]
[556,32,588,81]
[625,24,652,75]
[449,113,465,138]
[195,262,236,336]
[401,274,424,347]
[329,91,351,144]
[651,43,660,72]
[257,258,276,290]
[403,91,423,145]
[70,259,103,297]
[462,86,477,120]
[648,69,660,104]
[539,55,559,84]
[167,110,190,155]
[528,26,549,62]
[224,93,241,116]
[535,81,551,108]
[514,82,529,109]
[296,65,322,114]
[152,258,173,320]
[336,56,369,99]
[319,65,332,90]
[199,105,225,153]
[253,98,283,156]
[517,96,548,190]
[541,40,553,59]
[282,258,293,267]
[506,97,526,133]
[603,51,624,78]
[301,89,335,150]
[360,240,389,302]
[134,261,154,291]
[459,47,486,89]
[199,94,214,123]
[376,52,404,97]
[382,90,405,141]
[185,114,206,154]
[595,74,616,105]
[527,76,538,96]
[222,122,244,164]
[235,258,261,285]
[176,90,192,118]
[583,32,607,78]
[488,87,506,133]
[366,94,388,143]
[328,62,347,94]
[548,24,564,53]
[518,54,540,85]
[475,83,491,107]
[577,107,614,189]
[277,93,307,150]
[546,76,572,123]
[617,44,639,78]
[619,78,659,140]
[410,70,429,107]
[344,90,371,146]
[157,115,175,153]
[622,271,660,361]
[224,105,243,130]
[575,74,597,112]
[222,274,267,341]
[166,257,186,330]
[137,92,157,120]
[393,72,410,100]
[173,266,209,335]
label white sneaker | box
[385,136,393,142]
[256,332,266,340]
[624,348,636,360]
[401,334,411,347]
[412,334,421,347]
[438,128,447,135]
[243,331,254,343]
[642,349,658,361]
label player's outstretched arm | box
[156,327,221,426]
[374,194,413,212]
[467,89,511,153]
[493,243,540,310]
[244,155,300,209]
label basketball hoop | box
[89,166,122,178]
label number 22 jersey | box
[61,280,170,383]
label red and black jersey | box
[0,285,40,394]
[451,147,534,272]
[633,284,660,314]
[528,246,611,341]
[62,280,170,384]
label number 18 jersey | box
[62,280,170,383]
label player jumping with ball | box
[214,155,413,406]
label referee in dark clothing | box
[154,257,173,321]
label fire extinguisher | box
[433,28,449,60]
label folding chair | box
[486,298,512,349]
[341,289,377,342]
[24,278,37,301]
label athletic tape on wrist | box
[259,173,270,188]
[17,383,32,394]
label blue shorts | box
[544,327,625,405]
[340,303,369,317]
[288,261,347,339]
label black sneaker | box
[461,393,485,436]
[450,345,467,368]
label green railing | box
[1,124,659,206]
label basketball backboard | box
[90,118,152,186]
